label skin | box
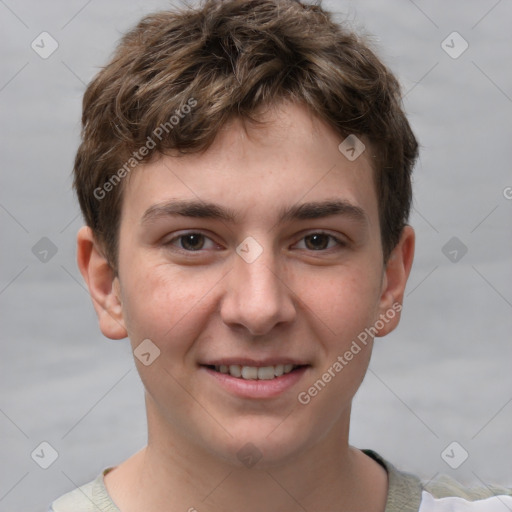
[77,101,415,512]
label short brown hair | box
[74,0,418,271]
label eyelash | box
[164,231,346,254]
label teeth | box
[241,366,258,379]
[257,366,275,380]
[229,364,242,377]
[214,363,300,380]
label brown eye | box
[165,232,215,251]
[304,233,331,250]
[179,233,205,251]
[164,231,220,254]
[293,232,345,252]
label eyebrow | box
[141,198,368,226]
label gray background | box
[1,0,511,510]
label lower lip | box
[201,366,309,399]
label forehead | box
[121,102,379,229]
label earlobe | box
[76,226,128,340]
[375,225,415,337]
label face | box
[83,101,413,467]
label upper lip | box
[200,358,309,367]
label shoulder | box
[362,449,512,512]
[49,469,119,512]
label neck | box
[105,401,387,512]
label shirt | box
[49,449,512,511]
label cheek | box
[291,271,380,429]
[120,264,218,353]
[296,264,383,343]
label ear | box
[76,226,128,340]
[374,225,415,337]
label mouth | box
[200,360,310,399]
[203,363,306,381]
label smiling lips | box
[209,363,301,380]
[202,360,310,398]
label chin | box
[204,415,321,469]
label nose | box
[220,246,297,336]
